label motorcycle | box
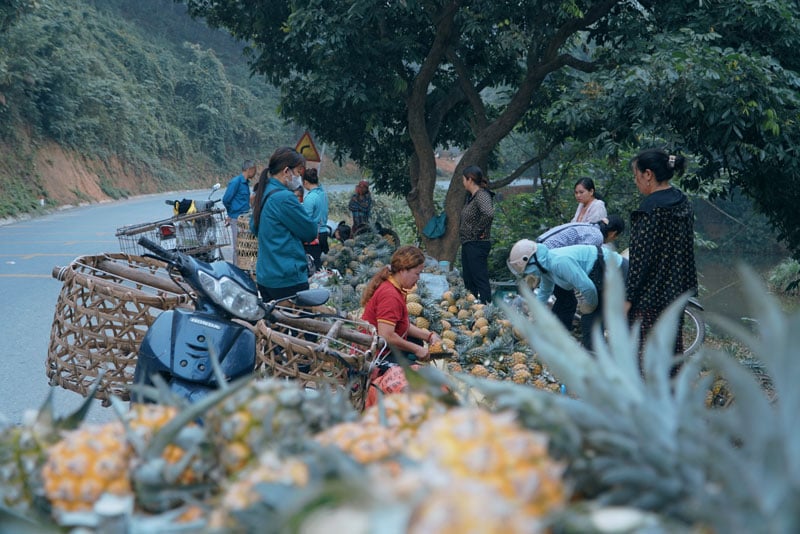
[158,183,228,263]
[115,184,233,262]
[131,236,330,403]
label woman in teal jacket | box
[250,147,318,301]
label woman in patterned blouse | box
[626,148,697,362]
[459,165,495,304]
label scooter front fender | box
[138,309,256,387]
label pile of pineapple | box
[9,234,797,531]
[406,265,564,393]
[323,234,563,391]
[1,380,570,532]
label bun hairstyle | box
[633,148,687,183]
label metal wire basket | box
[116,208,231,257]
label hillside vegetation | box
[0,0,284,217]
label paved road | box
[0,189,223,425]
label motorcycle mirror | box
[211,183,221,192]
[292,288,330,308]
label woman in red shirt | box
[361,245,441,362]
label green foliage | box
[97,174,130,200]
[0,0,35,31]
[0,0,286,217]
[547,1,800,260]
[767,258,800,296]
[184,0,800,265]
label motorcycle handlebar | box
[138,236,177,262]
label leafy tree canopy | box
[184,0,800,261]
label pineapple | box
[360,392,448,441]
[205,379,356,477]
[315,421,403,463]
[209,450,311,530]
[406,408,566,519]
[407,301,424,317]
[0,388,95,515]
[41,422,133,514]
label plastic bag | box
[422,213,447,239]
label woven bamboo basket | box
[47,253,191,405]
[236,214,258,273]
[248,306,381,411]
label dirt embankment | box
[32,142,164,206]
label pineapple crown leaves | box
[20,377,104,435]
[493,267,701,506]
[690,267,800,528]
[482,263,800,531]
[112,374,253,464]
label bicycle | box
[680,297,706,356]
[497,285,706,356]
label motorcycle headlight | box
[198,271,264,321]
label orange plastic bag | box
[365,364,419,409]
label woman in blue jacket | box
[250,147,318,301]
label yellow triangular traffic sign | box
[295,131,321,162]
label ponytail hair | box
[360,245,425,306]
[463,165,489,189]
[252,147,306,233]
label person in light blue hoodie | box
[301,167,329,270]
[507,240,627,350]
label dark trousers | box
[461,240,492,304]
[551,284,577,332]
[304,233,329,271]
[580,253,629,351]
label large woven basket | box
[47,253,191,405]
[248,307,381,411]
[236,214,258,273]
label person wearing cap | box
[507,240,626,350]
[223,159,257,266]
[534,216,625,328]
[349,180,373,236]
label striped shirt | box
[536,222,603,249]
